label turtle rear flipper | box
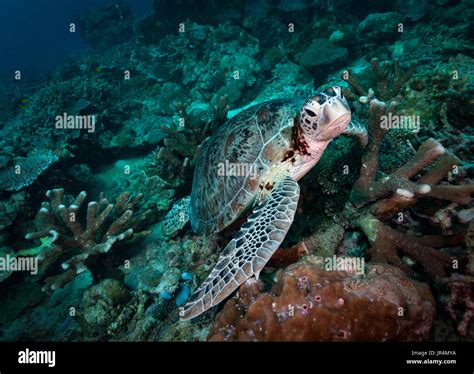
[158,195,190,238]
[180,175,300,321]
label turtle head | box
[299,86,351,141]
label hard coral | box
[441,223,474,337]
[342,99,473,278]
[209,262,435,341]
[342,57,417,102]
[0,150,59,191]
[150,95,229,187]
[25,188,150,291]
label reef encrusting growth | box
[208,262,435,341]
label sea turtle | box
[160,86,366,320]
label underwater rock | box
[329,30,345,44]
[397,0,429,21]
[78,3,134,50]
[68,164,92,184]
[0,281,44,325]
[1,271,93,341]
[298,39,348,70]
[83,279,130,329]
[155,267,182,296]
[0,191,28,234]
[357,13,404,44]
[209,262,435,341]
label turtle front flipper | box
[343,119,368,147]
[158,195,190,238]
[180,175,300,321]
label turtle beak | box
[321,98,351,139]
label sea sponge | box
[208,262,435,341]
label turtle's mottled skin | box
[160,86,358,320]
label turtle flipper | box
[180,175,300,321]
[343,119,368,147]
[159,196,190,238]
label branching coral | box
[342,99,474,278]
[24,188,150,291]
[341,58,417,102]
[208,262,435,341]
[149,95,230,187]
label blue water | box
[0,0,153,81]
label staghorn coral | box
[340,58,419,172]
[208,262,435,341]
[341,57,417,103]
[24,188,150,291]
[341,99,474,278]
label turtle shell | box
[190,99,302,234]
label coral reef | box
[0,0,472,344]
[342,57,417,103]
[298,38,348,71]
[341,99,473,278]
[78,2,134,50]
[0,150,59,192]
[148,95,230,187]
[441,222,474,337]
[357,13,404,46]
[82,278,131,337]
[24,188,150,291]
[209,262,435,341]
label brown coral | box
[25,188,150,291]
[441,222,474,337]
[208,262,435,342]
[342,99,473,278]
[342,58,417,102]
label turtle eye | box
[317,96,326,105]
[324,87,337,96]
